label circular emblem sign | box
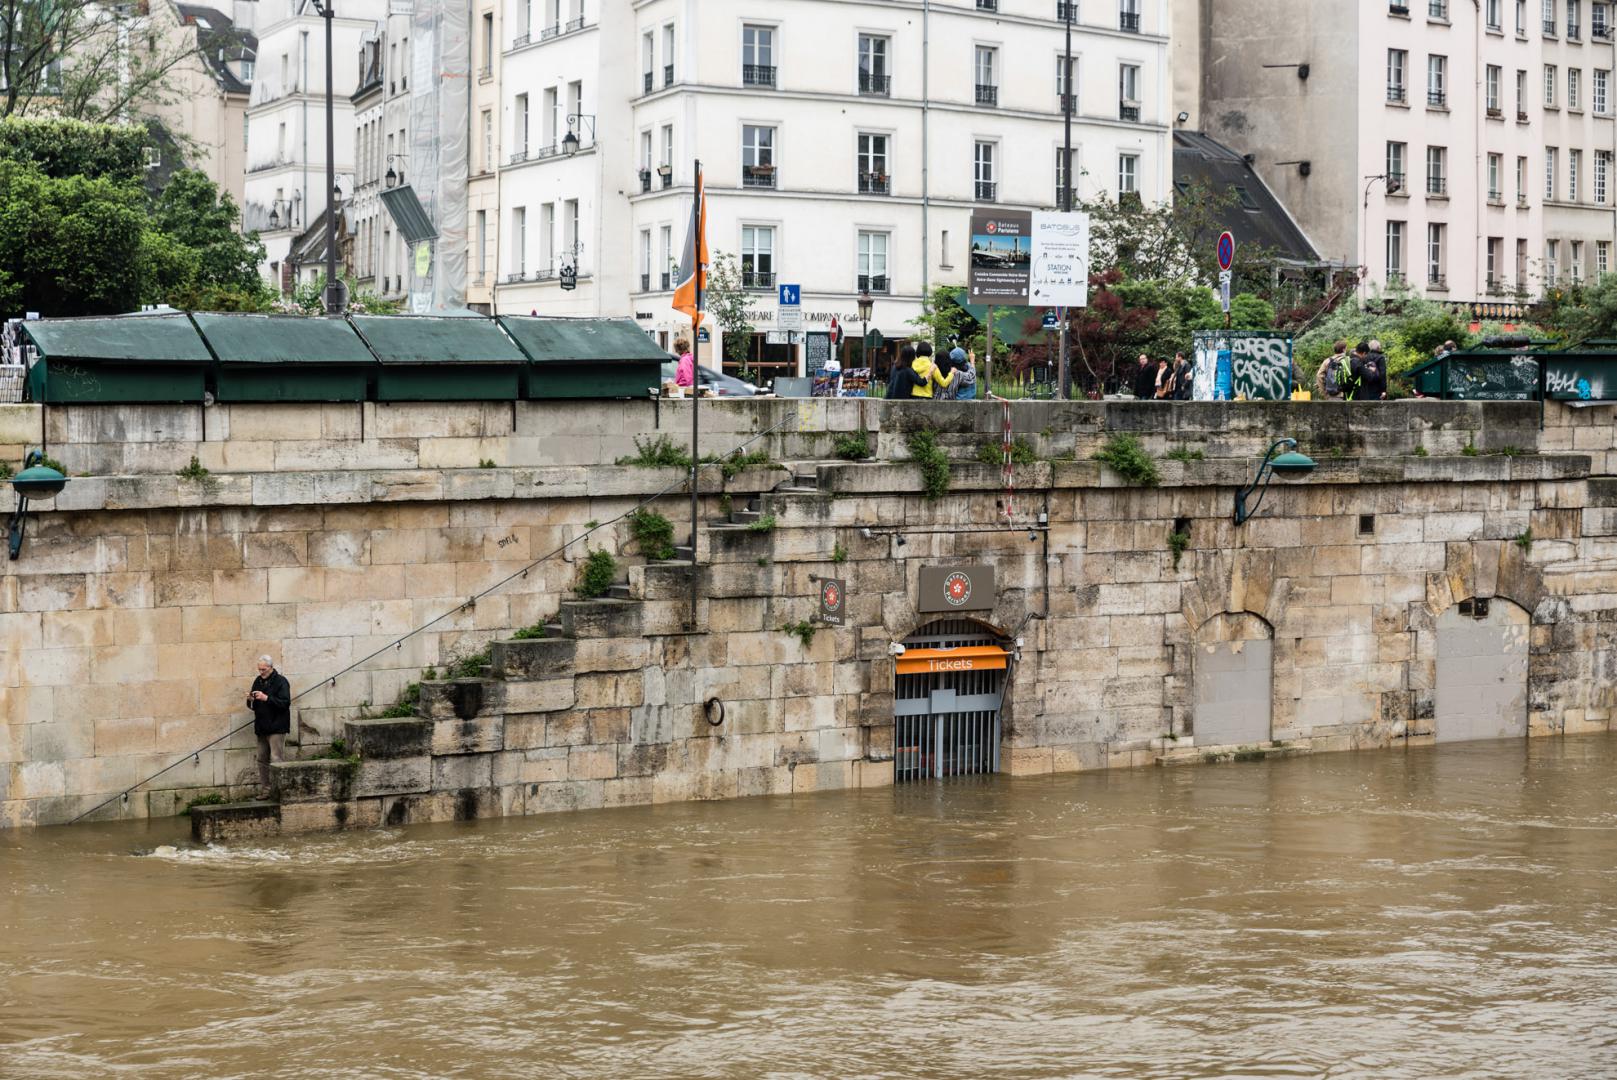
[943,571,973,608]
[986,221,999,234]
[820,580,842,614]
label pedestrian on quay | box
[933,339,958,399]
[1316,340,1349,399]
[953,350,979,400]
[912,342,954,399]
[887,344,922,399]
[1173,352,1195,400]
[674,338,695,389]
[1131,353,1156,400]
[1349,340,1389,401]
[247,655,291,800]
[1153,356,1174,399]
[946,336,970,399]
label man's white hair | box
[258,654,275,666]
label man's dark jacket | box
[248,670,292,736]
[1132,363,1157,400]
[1353,351,1389,401]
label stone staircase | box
[192,464,839,843]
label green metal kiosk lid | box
[21,313,212,363]
[351,315,527,365]
[192,312,376,365]
[497,317,668,364]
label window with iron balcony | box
[743,64,775,88]
[859,72,890,96]
[660,271,671,290]
[1120,101,1140,121]
[1388,83,1407,103]
[640,273,650,292]
[1057,2,1077,21]
[975,180,997,201]
[742,269,775,289]
[859,172,890,195]
[859,274,890,294]
[976,84,997,106]
[664,64,674,86]
[643,71,652,94]
[977,0,997,10]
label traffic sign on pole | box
[1217,231,1235,272]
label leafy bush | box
[575,549,618,598]
[177,455,209,480]
[976,436,1037,465]
[906,429,950,499]
[1094,434,1161,486]
[511,623,547,640]
[833,430,872,460]
[1168,525,1192,570]
[444,648,492,680]
[781,620,818,648]
[180,791,227,815]
[1164,446,1204,462]
[627,508,676,560]
[708,447,776,480]
[747,513,778,533]
[477,458,497,468]
[831,543,848,564]
[616,434,691,469]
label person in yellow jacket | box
[910,342,955,399]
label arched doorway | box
[1192,613,1274,747]
[1435,598,1530,742]
[893,618,1010,783]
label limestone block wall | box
[4,398,1616,830]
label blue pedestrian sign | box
[1217,232,1235,272]
[1042,310,1060,329]
[778,283,801,307]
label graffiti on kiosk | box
[1190,332,1294,401]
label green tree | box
[0,116,149,179]
[0,159,145,315]
[703,251,756,371]
[148,170,265,294]
[285,274,403,316]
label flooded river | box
[3,737,1615,1079]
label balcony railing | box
[534,265,556,281]
[664,64,674,86]
[859,172,891,195]
[859,72,891,96]
[1387,170,1406,191]
[977,0,997,9]
[1568,21,1581,39]
[566,16,584,32]
[742,165,776,188]
[1119,101,1141,121]
[1058,92,1077,114]
[742,270,775,290]
[975,179,997,201]
[1057,1,1077,21]
[660,167,673,189]
[640,273,650,292]
[660,272,671,290]
[858,273,890,293]
[1489,187,1503,201]
[1544,18,1557,33]
[1428,0,1447,18]
[508,149,529,165]
[512,32,530,48]
[1389,3,1410,13]
[1428,89,1447,107]
[1120,11,1141,31]
[1428,272,1447,287]
[743,64,776,87]
[1487,105,1503,117]
[540,23,560,40]
[975,84,998,106]
[639,171,651,193]
[1596,24,1612,39]
[1388,83,1407,103]
[1427,175,1447,195]
[506,271,526,283]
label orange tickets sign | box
[895,645,1009,676]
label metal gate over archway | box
[894,619,1008,783]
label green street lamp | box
[1233,438,1315,525]
[7,450,69,560]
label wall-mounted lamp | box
[1233,438,1315,525]
[561,113,597,157]
[1176,110,1190,124]
[1275,159,1312,177]
[7,450,70,560]
[384,152,408,188]
[1261,62,1310,80]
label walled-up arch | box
[1434,597,1531,742]
[1191,612,1275,747]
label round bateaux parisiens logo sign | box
[943,571,973,607]
[820,579,842,615]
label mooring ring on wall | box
[704,697,725,727]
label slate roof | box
[175,2,255,95]
[1172,130,1321,265]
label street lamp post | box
[1058,0,1074,399]
[311,0,346,315]
[857,287,874,368]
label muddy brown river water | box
[3,736,1615,1079]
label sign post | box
[1217,231,1235,327]
[779,283,803,375]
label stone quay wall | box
[2,397,1614,831]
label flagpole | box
[689,159,703,630]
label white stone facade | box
[1191,0,1617,306]
[244,0,387,291]
[484,0,1172,361]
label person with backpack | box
[1346,341,1387,401]
[886,345,922,399]
[953,350,979,400]
[1316,340,1348,399]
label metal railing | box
[566,16,584,31]
[1057,1,1077,21]
[1388,83,1407,103]
[859,172,891,195]
[1544,17,1557,33]
[1428,0,1447,18]
[512,32,530,47]
[1059,92,1077,114]
[742,270,775,289]
[975,84,998,106]
[859,72,890,95]
[1428,88,1447,106]
[975,179,997,201]
[977,0,997,9]
[1428,272,1447,287]
[664,64,674,86]
[508,149,529,165]
[1119,102,1140,121]
[1427,175,1447,195]
[742,166,776,188]
[1120,10,1141,31]
[540,23,560,40]
[743,64,776,87]
[643,71,653,93]
[660,271,671,290]
[858,273,890,293]
[1387,170,1406,190]
[1568,21,1582,39]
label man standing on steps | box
[247,655,291,799]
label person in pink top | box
[674,338,695,387]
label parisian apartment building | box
[1183,0,1617,310]
[468,0,1173,366]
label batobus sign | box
[917,564,998,614]
[817,577,846,626]
[967,210,1090,307]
